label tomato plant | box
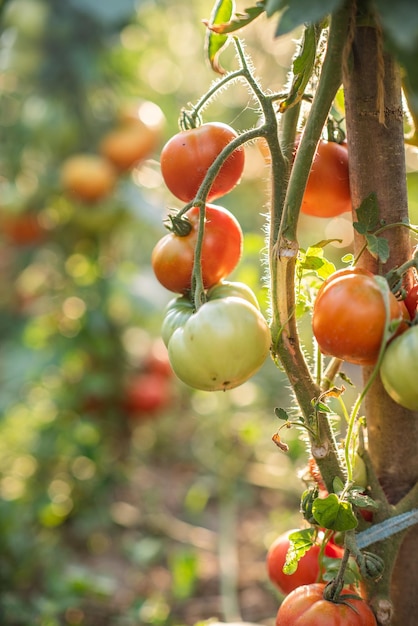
[167,296,271,391]
[275,583,377,625]
[60,153,117,202]
[160,122,245,202]
[380,325,418,410]
[267,530,344,595]
[299,139,352,218]
[151,204,243,293]
[312,269,406,365]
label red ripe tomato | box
[404,283,418,319]
[151,204,243,293]
[267,530,343,595]
[275,583,377,625]
[312,269,406,365]
[160,122,245,202]
[300,140,351,218]
[2,212,45,245]
[123,372,172,416]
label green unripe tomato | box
[168,296,271,391]
[380,325,418,411]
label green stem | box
[353,222,418,266]
[269,7,352,491]
[280,6,350,243]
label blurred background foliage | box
[0,1,416,625]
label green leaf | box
[347,489,379,511]
[353,192,380,234]
[205,0,235,74]
[203,2,266,35]
[275,407,290,420]
[375,0,418,52]
[365,234,390,263]
[279,24,321,112]
[312,493,358,531]
[273,0,344,37]
[332,476,345,494]
[283,527,316,574]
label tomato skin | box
[380,325,418,410]
[160,122,245,202]
[276,583,377,625]
[161,296,195,347]
[312,270,405,365]
[404,283,418,319]
[167,296,271,391]
[161,281,260,346]
[300,140,351,218]
[206,280,260,309]
[151,204,243,294]
[267,530,344,595]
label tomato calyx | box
[179,107,201,131]
[165,211,194,237]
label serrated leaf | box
[279,24,320,112]
[347,490,379,511]
[203,2,266,35]
[312,493,358,531]
[353,192,380,233]
[275,0,344,36]
[275,407,290,420]
[204,0,235,74]
[283,528,316,574]
[365,234,390,263]
[339,371,354,386]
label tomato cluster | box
[153,120,269,391]
[312,267,407,366]
[60,99,165,203]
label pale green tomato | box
[206,280,260,309]
[161,296,194,347]
[168,296,271,391]
[380,325,418,411]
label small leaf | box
[347,490,379,511]
[315,401,332,413]
[312,493,358,531]
[279,24,320,112]
[333,476,345,494]
[275,407,289,420]
[203,2,266,35]
[353,192,380,233]
[339,371,354,386]
[204,0,235,74]
[365,234,390,263]
[283,528,316,574]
